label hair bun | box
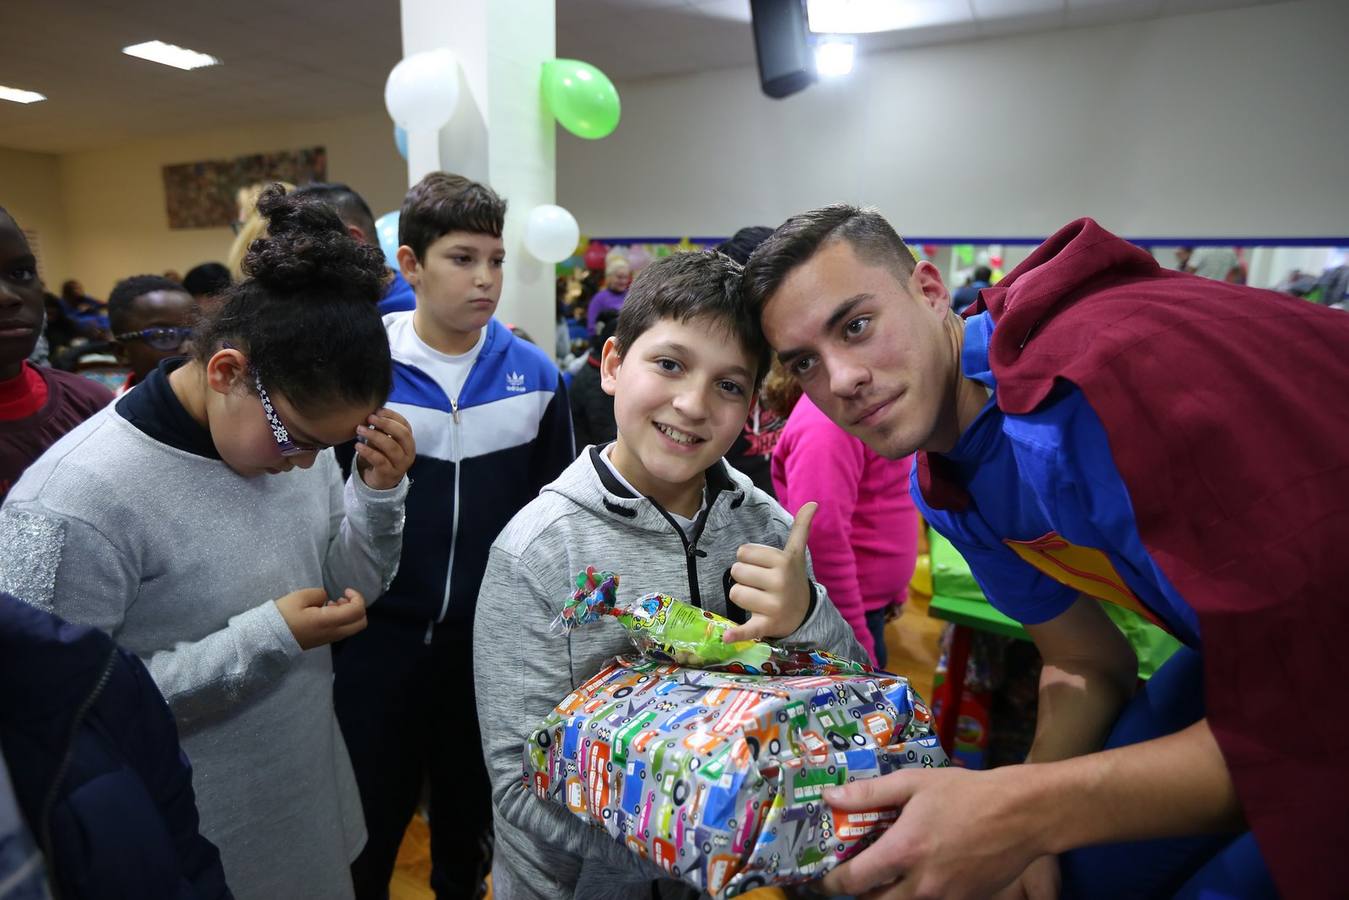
[241,183,386,298]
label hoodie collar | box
[583,444,745,529]
[587,444,739,499]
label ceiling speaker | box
[750,0,815,99]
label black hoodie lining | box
[587,444,740,508]
[587,444,747,610]
[589,444,636,498]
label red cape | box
[921,219,1349,896]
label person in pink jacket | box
[771,390,918,667]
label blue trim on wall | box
[905,236,1349,248]
[593,236,1349,248]
[592,237,726,245]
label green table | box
[928,593,1029,642]
[924,530,1181,753]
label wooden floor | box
[389,598,946,899]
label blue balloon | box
[394,125,408,160]
[375,210,400,268]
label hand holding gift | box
[723,501,818,643]
[819,765,1057,900]
[528,568,950,899]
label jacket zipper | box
[431,399,464,644]
[650,497,716,607]
[41,646,118,900]
[432,338,489,642]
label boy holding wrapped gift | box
[474,250,868,900]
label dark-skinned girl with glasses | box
[108,273,198,394]
[0,186,416,900]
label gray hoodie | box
[0,405,407,899]
[474,446,868,900]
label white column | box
[399,0,557,345]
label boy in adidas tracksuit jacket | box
[334,173,573,899]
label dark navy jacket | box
[0,594,230,900]
[370,316,573,633]
[377,270,416,315]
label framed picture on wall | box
[162,146,327,229]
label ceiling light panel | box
[0,85,46,104]
[122,40,221,70]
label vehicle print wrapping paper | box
[525,653,949,897]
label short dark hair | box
[742,205,915,316]
[399,172,506,261]
[194,185,391,412]
[293,182,377,240]
[182,262,231,298]
[108,275,187,332]
[614,250,771,390]
[715,226,774,265]
[973,265,993,283]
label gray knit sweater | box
[0,405,407,900]
[474,448,867,900]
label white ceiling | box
[0,0,1288,153]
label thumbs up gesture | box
[722,501,818,643]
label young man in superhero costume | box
[743,208,1348,899]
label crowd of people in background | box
[2,168,1345,900]
[23,215,1344,423]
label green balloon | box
[542,59,621,140]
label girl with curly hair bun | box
[0,184,417,899]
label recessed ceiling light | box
[814,36,856,78]
[0,85,47,104]
[807,0,914,34]
[122,40,220,71]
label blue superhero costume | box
[916,311,1199,646]
[914,219,1349,899]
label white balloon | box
[384,49,460,131]
[523,204,580,263]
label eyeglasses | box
[251,373,324,457]
[113,326,193,352]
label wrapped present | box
[526,655,948,897]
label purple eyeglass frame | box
[252,373,322,457]
[222,341,322,457]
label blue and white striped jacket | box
[374,315,574,633]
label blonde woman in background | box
[227,182,295,280]
[584,256,631,335]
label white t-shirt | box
[387,315,487,406]
[600,444,706,538]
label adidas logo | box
[505,371,526,392]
